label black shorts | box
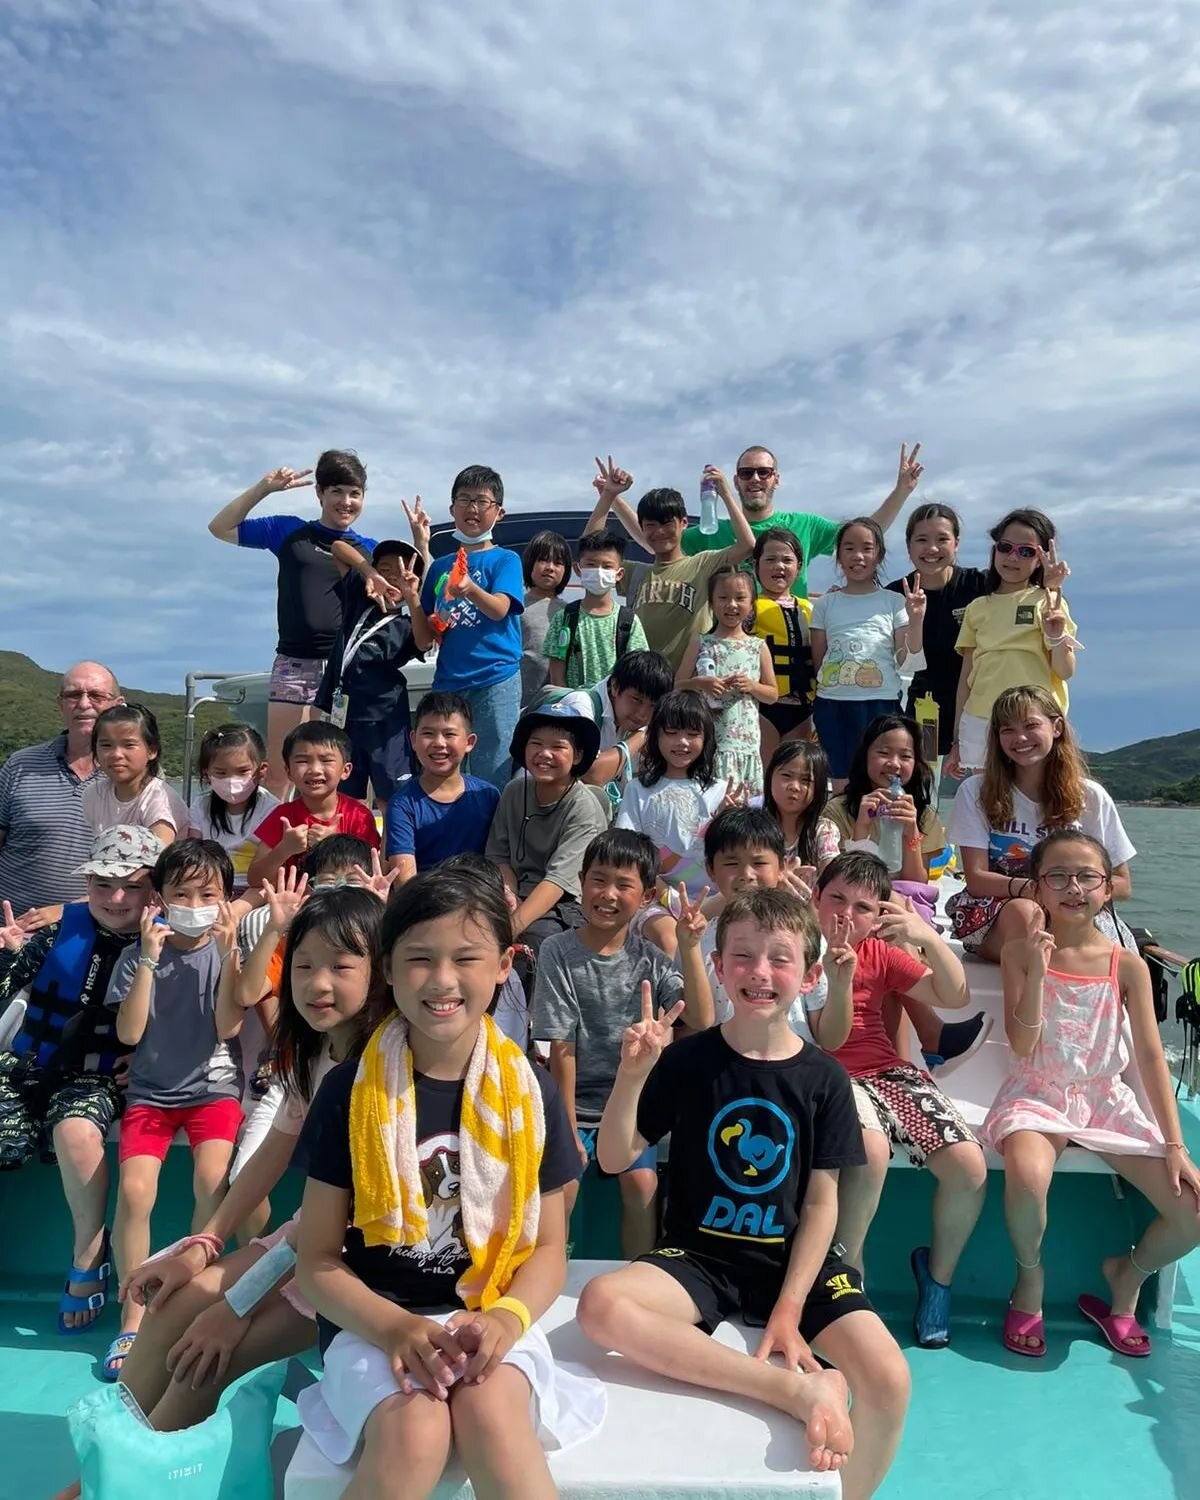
[638,1245,871,1343]
[759,699,813,736]
[0,1054,124,1167]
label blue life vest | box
[15,903,123,1071]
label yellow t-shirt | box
[826,794,947,858]
[955,587,1075,719]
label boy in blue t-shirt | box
[412,464,524,787]
[383,691,500,883]
[207,451,376,797]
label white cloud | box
[1,1,1198,744]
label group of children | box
[2,444,1198,1500]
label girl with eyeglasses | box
[981,830,1200,1362]
[946,508,1075,776]
[947,685,1136,962]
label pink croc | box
[1002,1304,1046,1358]
[1077,1293,1152,1358]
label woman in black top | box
[887,503,988,757]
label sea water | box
[1117,805,1200,959]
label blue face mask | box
[451,526,493,545]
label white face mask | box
[451,526,493,545]
[166,904,220,936]
[209,774,256,802]
[580,566,619,596]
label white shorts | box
[957,712,990,773]
[229,1079,285,1181]
[298,1320,606,1465]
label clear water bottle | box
[874,774,905,873]
[695,642,725,711]
[699,474,719,535]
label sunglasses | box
[995,541,1040,560]
[737,466,776,480]
[1039,869,1107,892]
[60,690,117,704]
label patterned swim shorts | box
[268,653,326,705]
[854,1061,979,1165]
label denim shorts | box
[812,695,901,778]
[268,653,326,705]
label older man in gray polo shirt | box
[0,660,122,922]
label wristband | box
[224,1237,297,1318]
[137,955,159,972]
[489,1295,532,1336]
[904,835,923,851]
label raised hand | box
[674,882,710,950]
[1021,929,1056,978]
[703,464,734,504]
[363,568,404,610]
[262,866,309,933]
[262,466,314,494]
[619,980,687,1079]
[396,563,422,609]
[306,815,343,846]
[853,788,891,839]
[824,912,857,985]
[212,901,239,964]
[1041,539,1070,594]
[401,496,431,552]
[782,860,817,904]
[875,895,925,947]
[882,792,919,829]
[895,442,923,498]
[138,903,170,962]
[276,817,310,859]
[719,778,750,813]
[16,903,63,932]
[0,900,27,953]
[366,849,401,902]
[593,455,633,498]
[1041,585,1071,644]
[901,574,927,626]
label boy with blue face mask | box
[101,838,244,1380]
[545,529,649,690]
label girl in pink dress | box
[984,831,1200,1360]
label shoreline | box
[1115,800,1200,810]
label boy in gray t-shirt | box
[101,839,244,1381]
[532,829,711,1258]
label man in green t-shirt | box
[678,442,924,597]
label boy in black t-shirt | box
[578,888,910,1500]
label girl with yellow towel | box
[294,865,605,1497]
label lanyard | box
[339,611,395,677]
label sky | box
[1,1,1197,751]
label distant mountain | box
[1148,773,1200,806]
[0,652,227,777]
[1086,728,1200,803]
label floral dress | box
[702,634,765,795]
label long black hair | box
[638,689,717,789]
[762,739,831,866]
[842,714,933,827]
[274,889,387,1103]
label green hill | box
[1148,773,1200,806]
[0,652,227,777]
[1086,728,1200,802]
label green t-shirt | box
[543,603,649,689]
[681,510,840,597]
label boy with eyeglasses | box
[408,464,525,788]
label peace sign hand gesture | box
[674,883,710,950]
[1041,539,1070,594]
[138,903,170,962]
[618,981,686,1080]
[401,496,431,552]
[396,563,422,609]
[895,442,923,498]
[901,574,926,626]
[593,455,633,499]
[261,466,314,495]
[719,778,749,813]
[0,901,27,953]
[824,912,857,987]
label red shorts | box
[118,1099,244,1163]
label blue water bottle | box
[699,474,719,535]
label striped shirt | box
[0,735,101,915]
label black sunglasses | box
[737,466,776,480]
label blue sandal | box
[911,1245,952,1348]
[57,1230,111,1336]
[101,1331,137,1382]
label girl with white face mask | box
[188,724,280,893]
[545,529,649,690]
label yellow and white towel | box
[349,1012,545,1310]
